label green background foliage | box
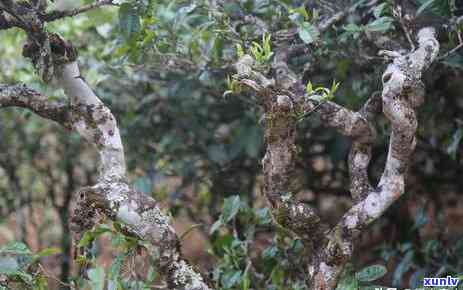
[0,0,462,289]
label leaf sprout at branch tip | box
[306,79,340,102]
[223,75,242,98]
[250,33,274,64]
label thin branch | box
[38,264,75,289]
[438,42,463,60]
[41,0,117,22]
[0,1,30,30]
[0,84,70,125]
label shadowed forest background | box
[0,0,462,289]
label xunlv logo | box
[423,276,460,287]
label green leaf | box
[366,17,393,32]
[77,232,93,248]
[0,242,31,255]
[415,0,450,16]
[236,43,244,57]
[335,274,359,290]
[35,247,61,258]
[298,22,320,44]
[221,270,241,288]
[88,267,105,290]
[373,3,389,18]
[412,206,428,230]
[270,267,284,286]
[242,263,251,290]
[393,250,414,287]
[416,0,435,16]
[210,219,223,235]
[447,128,462,160]
[289,6,310,22]
[32,274,48,290]
[343,23,363,33]
[78,226,112,248]
[355,264,387,282]
[306,81,313,94]
[222,195,241,223]
[409,268,427,288]
[119,3,141,40]
[262,245,278,259]
[177,3,196,16]
[256,207,272,225]
[13,270,33,283]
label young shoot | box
[250,33,274,64]
[223,75,242,98]
[235,43,245,58]
[306,80,340,102]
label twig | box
[41,0,117,22]
[438,42,463,60]
[0,2,30,29]
[438,30,463,60]
[38,264,75,289]
[394,5,415,51]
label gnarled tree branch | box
[233,23,439,289]
[0,33,212,290]
[310,27,439,290]
[0,84,70,124]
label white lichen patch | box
[104,183,128,204]
[345,212,359,229]
[363,193,382,218]
[353,152,369,167]
[281,192,292,202]
[172,260,209,290]
[116,200,142,225]
[308,265,315,277]
[319,262,336,282]
[135,206,173,240]
[276,95,293,109]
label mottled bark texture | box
[1,0,440,288]
[0,9,211,287]
[235,54,329,250]
[310,28,439,290]
[234,27,439,289]
[0,84,70,124]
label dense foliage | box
[0,0,462,289]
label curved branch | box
[58,59,211,289]
[310,27,439,289]
[0,56,212,290]
[233,56,328,245]
[41,0,117,22]
[314,95,381,202]
[0,84,70,125]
